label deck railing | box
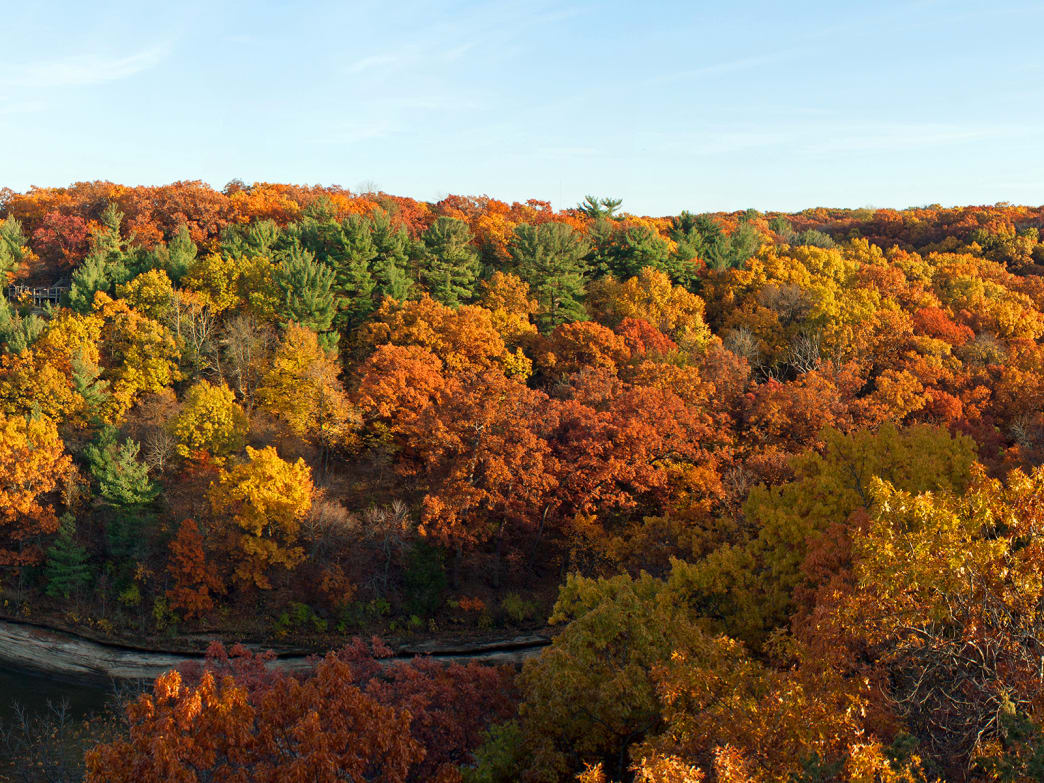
[5,285,69,307]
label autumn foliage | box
[6,182,1044,780]
[0,413,70,566]
[85,640,515,783]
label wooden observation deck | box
[5,285,68,307]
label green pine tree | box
[292,198,346,263]
[44,515,93,599]
[68,252,113,312]
[585,218,618,279]
[222,218,281,258]
[332,214,377,329]
[576,195,622,219]
[670,211,761,273]
[164,223,198,282]
[85,429,159,562]
[369,209,413,301]
[509,222,590,331]
[607,224,671,280]
[418,217,479,307]
[71,355,111,425]
[0,217,27,284]
[273,246,337,337]
[0,300,15,349]
[0,301,45,353]
[768,215,798,244]
[67,204,131,312]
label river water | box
[0,665,111,721]
[0,667,116,777]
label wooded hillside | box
[4,182,1044,781]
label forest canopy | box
[4,181,1044,781]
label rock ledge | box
[0,618,549,683]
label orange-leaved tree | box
[356,343,558,570]
[165,519,223,619]
[83,653,422,783]
[360,294,531,379]
[0,413,71,566]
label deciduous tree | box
[209,446,313,589]
[170,380,248,462]
[672,423,977,647]
[84,654,422,783]
[0,413,71,567]
[165,519,222,619]
[257,323,358,457]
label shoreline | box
[0,615,550,684]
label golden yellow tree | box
[670,422,977,647]
[93,292,181,422]
[0,309,105,427]
[170,380,248,462]
[0,350,82,424]
[587,268,712,353]
[181,251,246,312]
[478,271,539,346]
[182,252,277,316]
[115,268,176,322]
[836,466,1044,772]
[209,446,312,589]
[256,323,358,455]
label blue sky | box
[3,0,1044,214]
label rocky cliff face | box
[0,618,548,683]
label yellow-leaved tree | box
[209,446,312,589]
[0,350,83,425]
[256,323,358,458]
[669,422,977,647]
[478,271,539,346]
[115,268,176,322]
[587,267,712,354]
[835,465,1044,773]
[93,292,181,422]
[170,380,248,462]
[490,568,917,783]
[0,309,105,427]
[181,252,278,317]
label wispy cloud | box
[442,42,475,63]
[536,146,601,158]
[809,123,1033,154]
[661,51,799,83]
[309,87,487,146]
[310,119,399,145]
[340,0,583,78]
[0,99,47,116]
[345,53,402,75]
[628,120,1036,161]
[1,45,168,88]
[343,40,475,76]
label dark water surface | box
[0,665,111,721]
